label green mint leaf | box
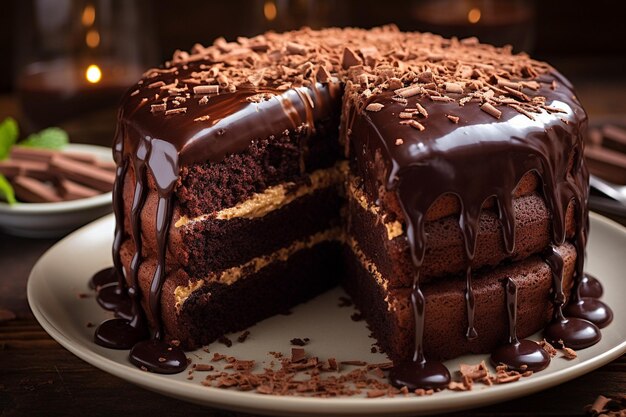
[0,173,16,205]
[0,117,19,160]
[21,127,69,150]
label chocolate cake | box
[90,26,613,388]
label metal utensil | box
[589,175,626,207]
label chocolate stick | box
[49,156,115,192]
[13,176,62,203]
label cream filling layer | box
[174,227,344,311]
[175,162,348,228]
[346,235,394,311]
[347,177,403,240]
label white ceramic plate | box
[27,213,626,416]
[0,143,113,238]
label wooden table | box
[1,79,626,417]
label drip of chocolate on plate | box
[542,245,601,350]
[490,278,551,372]
[85,27,613,380]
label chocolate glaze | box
[348,70,592,382]
[388,277,451,390]
[129,339,187,374]
[95,283,132,313]
[89,53,343,374]
[94,317,149,349]
[578,274,603,298]
[88,267,118,290]
[542,245,601,349]
[564,298,613,328]
[490,278,550,372]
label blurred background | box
[0,0,625,143]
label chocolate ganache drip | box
[490,278,551,372]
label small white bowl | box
[0,143,114,238]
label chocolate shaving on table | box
[583,395,626,417]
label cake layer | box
[343,239,576,362]
[120,236,343,348]
[348,177,576,285]
[121,164,345,274]
[177,113,342,218]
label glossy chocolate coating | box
[490,278,550,372]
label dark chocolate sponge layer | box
[120,238,343,348]
[342,242,576,363]
[348,181,576,286]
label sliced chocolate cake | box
[91,26,612,388]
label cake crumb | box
[395,138,404,145]
[290,338,310,346]
[218,336,233,347]
[237,331,251,343]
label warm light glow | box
[467,7,481,24]
[86,64,102,84]
[82,5,96,26]
[264,0,277,21]
[86,29,100,48]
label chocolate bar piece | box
[58,178,101,200]
[12,176,62,203]
[49,155,115,192]
[585,124,626,184]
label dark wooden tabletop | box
[2,76,626,417]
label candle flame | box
[468,8,481,24]
[86,64,102,84]
[82,5,96,26]
[264,0,277,21]
[86,29,100,48]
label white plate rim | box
[27,212,626,416]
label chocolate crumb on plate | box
[561,347,577,359]
[290,338,309,346]
[218,336,233,347]
[538,339,558,357]
[237,330,251,343]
